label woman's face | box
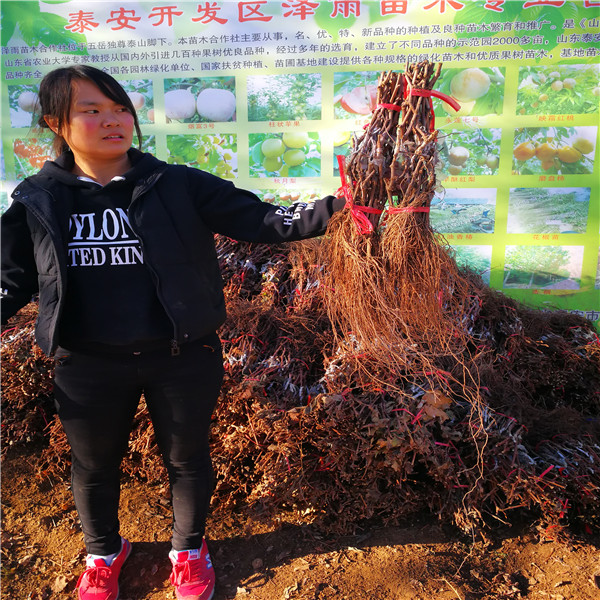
[56,79,134,166]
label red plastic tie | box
[407,87,461,132]
[336,154,382,234]
[377,102,402,112]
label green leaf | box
[18,11,88,52]
[1,3,22,46]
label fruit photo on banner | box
[438,128,502,177]
[433,67,505,117]
[507,187,591,235]
[8,84,40,128]
[517,64,600,116]
[503,245,584,290]
[247,74,322,122]
[166,133,237,178]
[120,79,154,125]
[249,132,321,178]
[252,188,321,205]
[13,136,53,178]
[512,126,597,175]
[163,77,236,123]
[332,129,361,176]
[333,71,379,119]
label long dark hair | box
[37,65,143,156]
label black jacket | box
[1,150,344,355]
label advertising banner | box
[1,0,599,326]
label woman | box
[1,65,344,600]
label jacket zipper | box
[128,171,181,353]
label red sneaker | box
[169,539,215,600]
[77,538,132,600]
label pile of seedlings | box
[2,62,599,539]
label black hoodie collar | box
[35,148,164,188]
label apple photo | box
[163,77,236,123]
[8,85,40,128]
[334,71,380,119]
[247,73,322,122]
[121,79,154,124]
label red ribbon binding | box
[336,155,383,234]
[377,103,402,112]
[407,87,461,131]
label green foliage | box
[247,74,321,122]
[431,203,495,234]
[2,2,87,52]
[507,188,590,234]
[454,1,582,57]
[504,245,573,288]
[167,134,237,178]
[451,245,491,284]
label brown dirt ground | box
[2,444,599,600]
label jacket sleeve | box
[187,168,346,243]
[1,201,39,324]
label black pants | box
[53,336,224,556]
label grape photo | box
[13,136,53,178]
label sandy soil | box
[2,444,599,600]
